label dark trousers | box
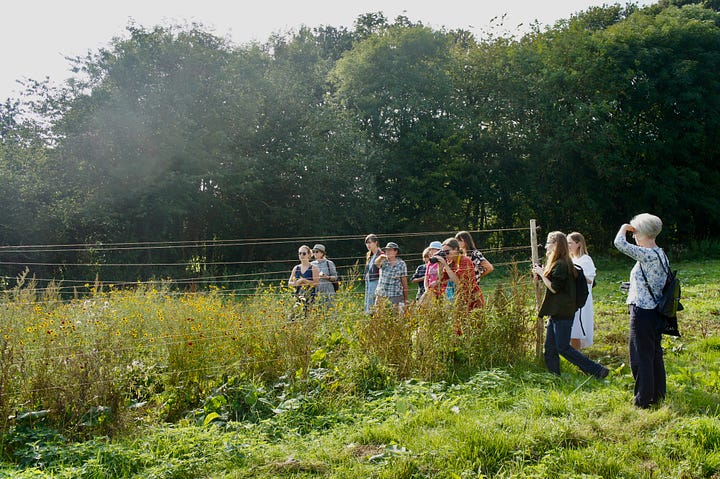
[545,316,605,377]
[629,305,666,407]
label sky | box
[2,0,656,101]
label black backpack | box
[574,264,590,311]
[640,250,683,336]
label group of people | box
[362,232,494,314]
[292,213,671,409]
[534,213,670,409]
[289,232,494,316]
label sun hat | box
[428,241,443,250]
[384,242,399,250]
[312,244,326,253]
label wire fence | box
[0,227,535,304]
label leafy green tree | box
[223,28,378,243]
[579,4,720,241]
[332,23,465,230]
[53,25,246,246]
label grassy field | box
[0,258,717,478]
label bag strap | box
[638,249,669,306]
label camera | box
[429,250,447,264]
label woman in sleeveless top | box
[288,245,319,312]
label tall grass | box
[0,259,717,477]
[0,265,535,454]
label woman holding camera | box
[288,245,319,313]
[532,231,608,379]
[432,238,483,311]
[614,213,667,408]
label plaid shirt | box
[375,258,407,299]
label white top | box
[571,254,596,347]
[573,254,596,283]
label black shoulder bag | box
[639,250,683,337]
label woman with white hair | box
[614,213,668,408]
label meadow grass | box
[0,259,717,478]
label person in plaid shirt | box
[374,242,408,308]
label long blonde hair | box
[544,231,574,277]
[567,231,588,258]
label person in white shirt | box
[568,232,596,349]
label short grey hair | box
[631,213,663,239]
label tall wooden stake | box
[530,219,544,362]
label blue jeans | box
[545,316,606,377]
[629,305,666,407]
[364,280,378,314]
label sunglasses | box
[298,251,308,256]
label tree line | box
[1,0,719,283]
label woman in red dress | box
[431,238,483,311]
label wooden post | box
[530,219,544,362]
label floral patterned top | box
[468,249,488,284]
[614,232,668,309]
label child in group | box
[411,247,431,300]
[420,241,443,303]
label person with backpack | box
[311,244,338,309]
[614,213,668,408]
[532,231,609,379]
[568,232,597,349]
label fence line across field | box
[0,258,534,307]
[0,224,540,311]
[0,245,530,269]
[0,258,533,303]
[0,227,529,254]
